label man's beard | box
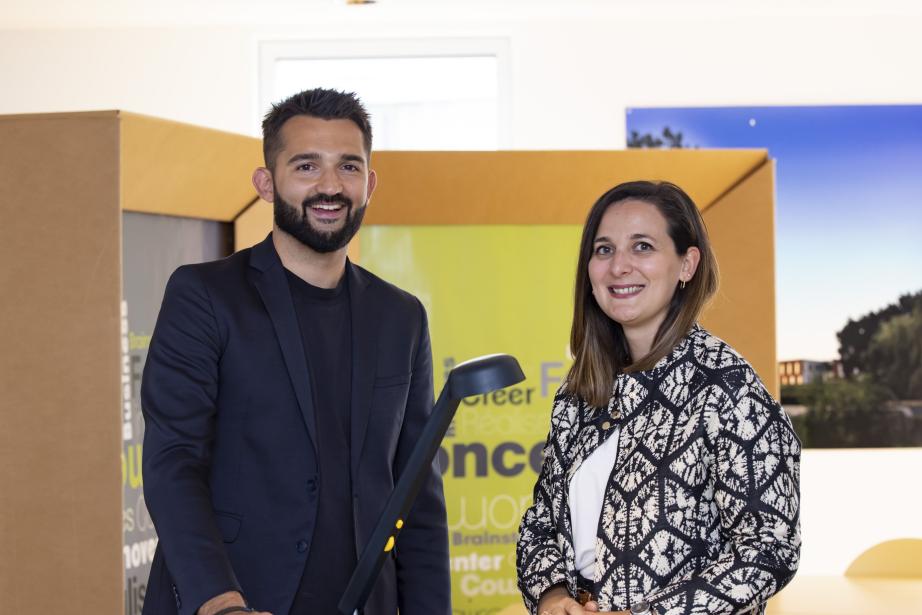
[274,192,366,254]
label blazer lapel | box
[611,374,656,480]
[249,234,318,450]
[566,408,604,486]
[347,261,380,481]
[612,333,694,479]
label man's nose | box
[317,167,344,195]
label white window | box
[258,39,509,150]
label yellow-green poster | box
[361,224,580,614]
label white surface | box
[260,40,507,149]
[3,5,922,146]
[798,448,922,574]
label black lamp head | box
[338,352,526,615]
[447,354,525,400]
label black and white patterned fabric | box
[517,325,801,615]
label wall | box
[800,448,922,575]
[2,0,920,581]
[2,2,921,145]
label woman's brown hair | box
[567,181,719,407]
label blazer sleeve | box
[516,387,574,614]
[393,299,452,615]
[141,266,242,615]
[646,368,802,615]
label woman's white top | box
[568,426,620,579]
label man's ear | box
[366,168,378,205]
[252,167,275,203]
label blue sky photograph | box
[626,105,922,361]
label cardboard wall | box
[0,111,261,614]
[120,112,262,221]
[698,161,778,393]
[0,112,123,613]
[235,149,778,394]
[0,113,779,613]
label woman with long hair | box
[516,181,800,615]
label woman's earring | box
[680,279,686,289]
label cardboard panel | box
[0,114,122,613]
[235,151,777,395]
[699,161,778,395]
[234,197,272,252]
[236,149,768,235]
[365,149,767,224]
[235,149,770,269]
[120,112,262,222]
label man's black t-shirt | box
[285,269,356,614]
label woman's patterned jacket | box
[517,325,801,615]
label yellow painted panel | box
[699,161,778,396]
[366,149,767,225]
[361,224,577,610]
[120,111,262,221]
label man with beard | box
[140,89,450,615]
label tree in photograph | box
[627,127,694,149]
[865,305,922,400]
[799,377,915,447]
[627,130,664,149]
[837,290,922,377]
[661,127,686,148]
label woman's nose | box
[610,250,632,276]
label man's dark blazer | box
[140,234,450,615]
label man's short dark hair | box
[261,88,373,171]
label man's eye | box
[296,163,315,171]
[342,164,359,172]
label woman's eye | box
[594,245,612,256]
[635,242,653,251]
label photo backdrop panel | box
[627,104,922,447]
[121,211,232,615]
[361,224,580,614]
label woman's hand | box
[536,585,588,615]
[582,600,629,614]
[537,587,630,615]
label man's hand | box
[197,591,273,615]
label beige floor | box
[498,576,922,614]
[766,575,922,614]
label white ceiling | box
[2,0,920,29]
